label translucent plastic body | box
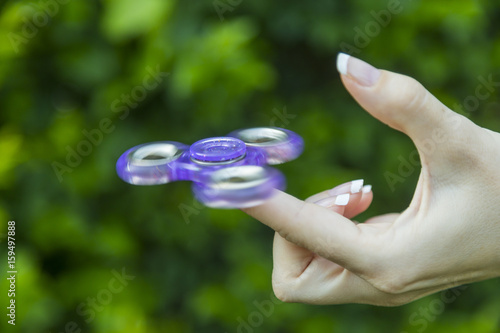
[116,127,304,208]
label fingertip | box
[344,185,373,219]
[336,52,349,76]
[336,53,381,87]
[362,185,372,194]
[240,190,300,226]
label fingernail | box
[336,53,381,87]
[362,185,372,194]
[350,179,364,193]
[335,193,350,206]
[328,179,364,196]
[315,193,351,208]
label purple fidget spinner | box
[116,127,304,208]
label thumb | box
[336,53,476,155]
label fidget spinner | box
[116,127,304,208]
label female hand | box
[242,53,500,306]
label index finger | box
[242,190,369,272]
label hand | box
[242,53,500,306]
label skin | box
[242,63,500,306]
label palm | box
[273,160,463,306]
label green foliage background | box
[0,0,500,332]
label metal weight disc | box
[192,165,285,208]
[116,141,188,185]
[228,127,304,164]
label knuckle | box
[372,73,434,132]
[271,269,303,303]
[291,201,311,224]
[377,294,415,307]
[271,279,296,303]
[383,75,427,113]
[369,273,411,295]
[278,201,312,243]
[402,78,428,112]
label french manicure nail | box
[315,193,351,208]
[362,185,372,193]
[335,193,350,206]
[350,179,364,194]
[328,179,364,196]
[336,53,381,87]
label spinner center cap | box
[190,137,247,163]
